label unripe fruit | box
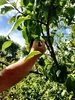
[50,63,67,83]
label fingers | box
[31,39,46,54]
[32,40,45,48]
[38,40,45,48]
[38,41,42,46]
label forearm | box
[0,40,46,93]
[0,54,40,93]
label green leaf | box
[32,34,39,39]
[24,51,41,62]
[22,26,30,52]
[0,6,13,14]
[8,16,15,24]
[72,25,75,31]
[22,26,29,45]
[9,16,31,34]
[60,1,63,6]
[0,0,6,6]
[22,26,27,39]
[2,40,13,51]
[71,56,75,62]
[26,2,33,11]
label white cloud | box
[9,31,25,47]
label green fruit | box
[50,64,67,83]
[66,75,75,94]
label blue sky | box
[0,10,25,47]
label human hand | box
[31,40,46,54]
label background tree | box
[0,36,21,69]
[0,0,75,99]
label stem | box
[41,27,51,52]
[34,19,47,26]
[46,0,58,66]
[30,70,43,76]
[40,18,51,53]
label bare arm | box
[0,40,46,93]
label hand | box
[31,40,46,54]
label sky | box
[0,1,25,47]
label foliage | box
[25,51,41,62]
[66,75,75,94]
[2,40,13,51]
[0,0,7,6]
[0,36,21,68]
[0,0,75,99]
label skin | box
[0,40,46,93]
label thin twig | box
[34,19,47,26]
[67,69,75,74]
[30,70,43,76]
[6,0,24,15]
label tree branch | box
[41,27,51,52]
[46,0,58,66]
